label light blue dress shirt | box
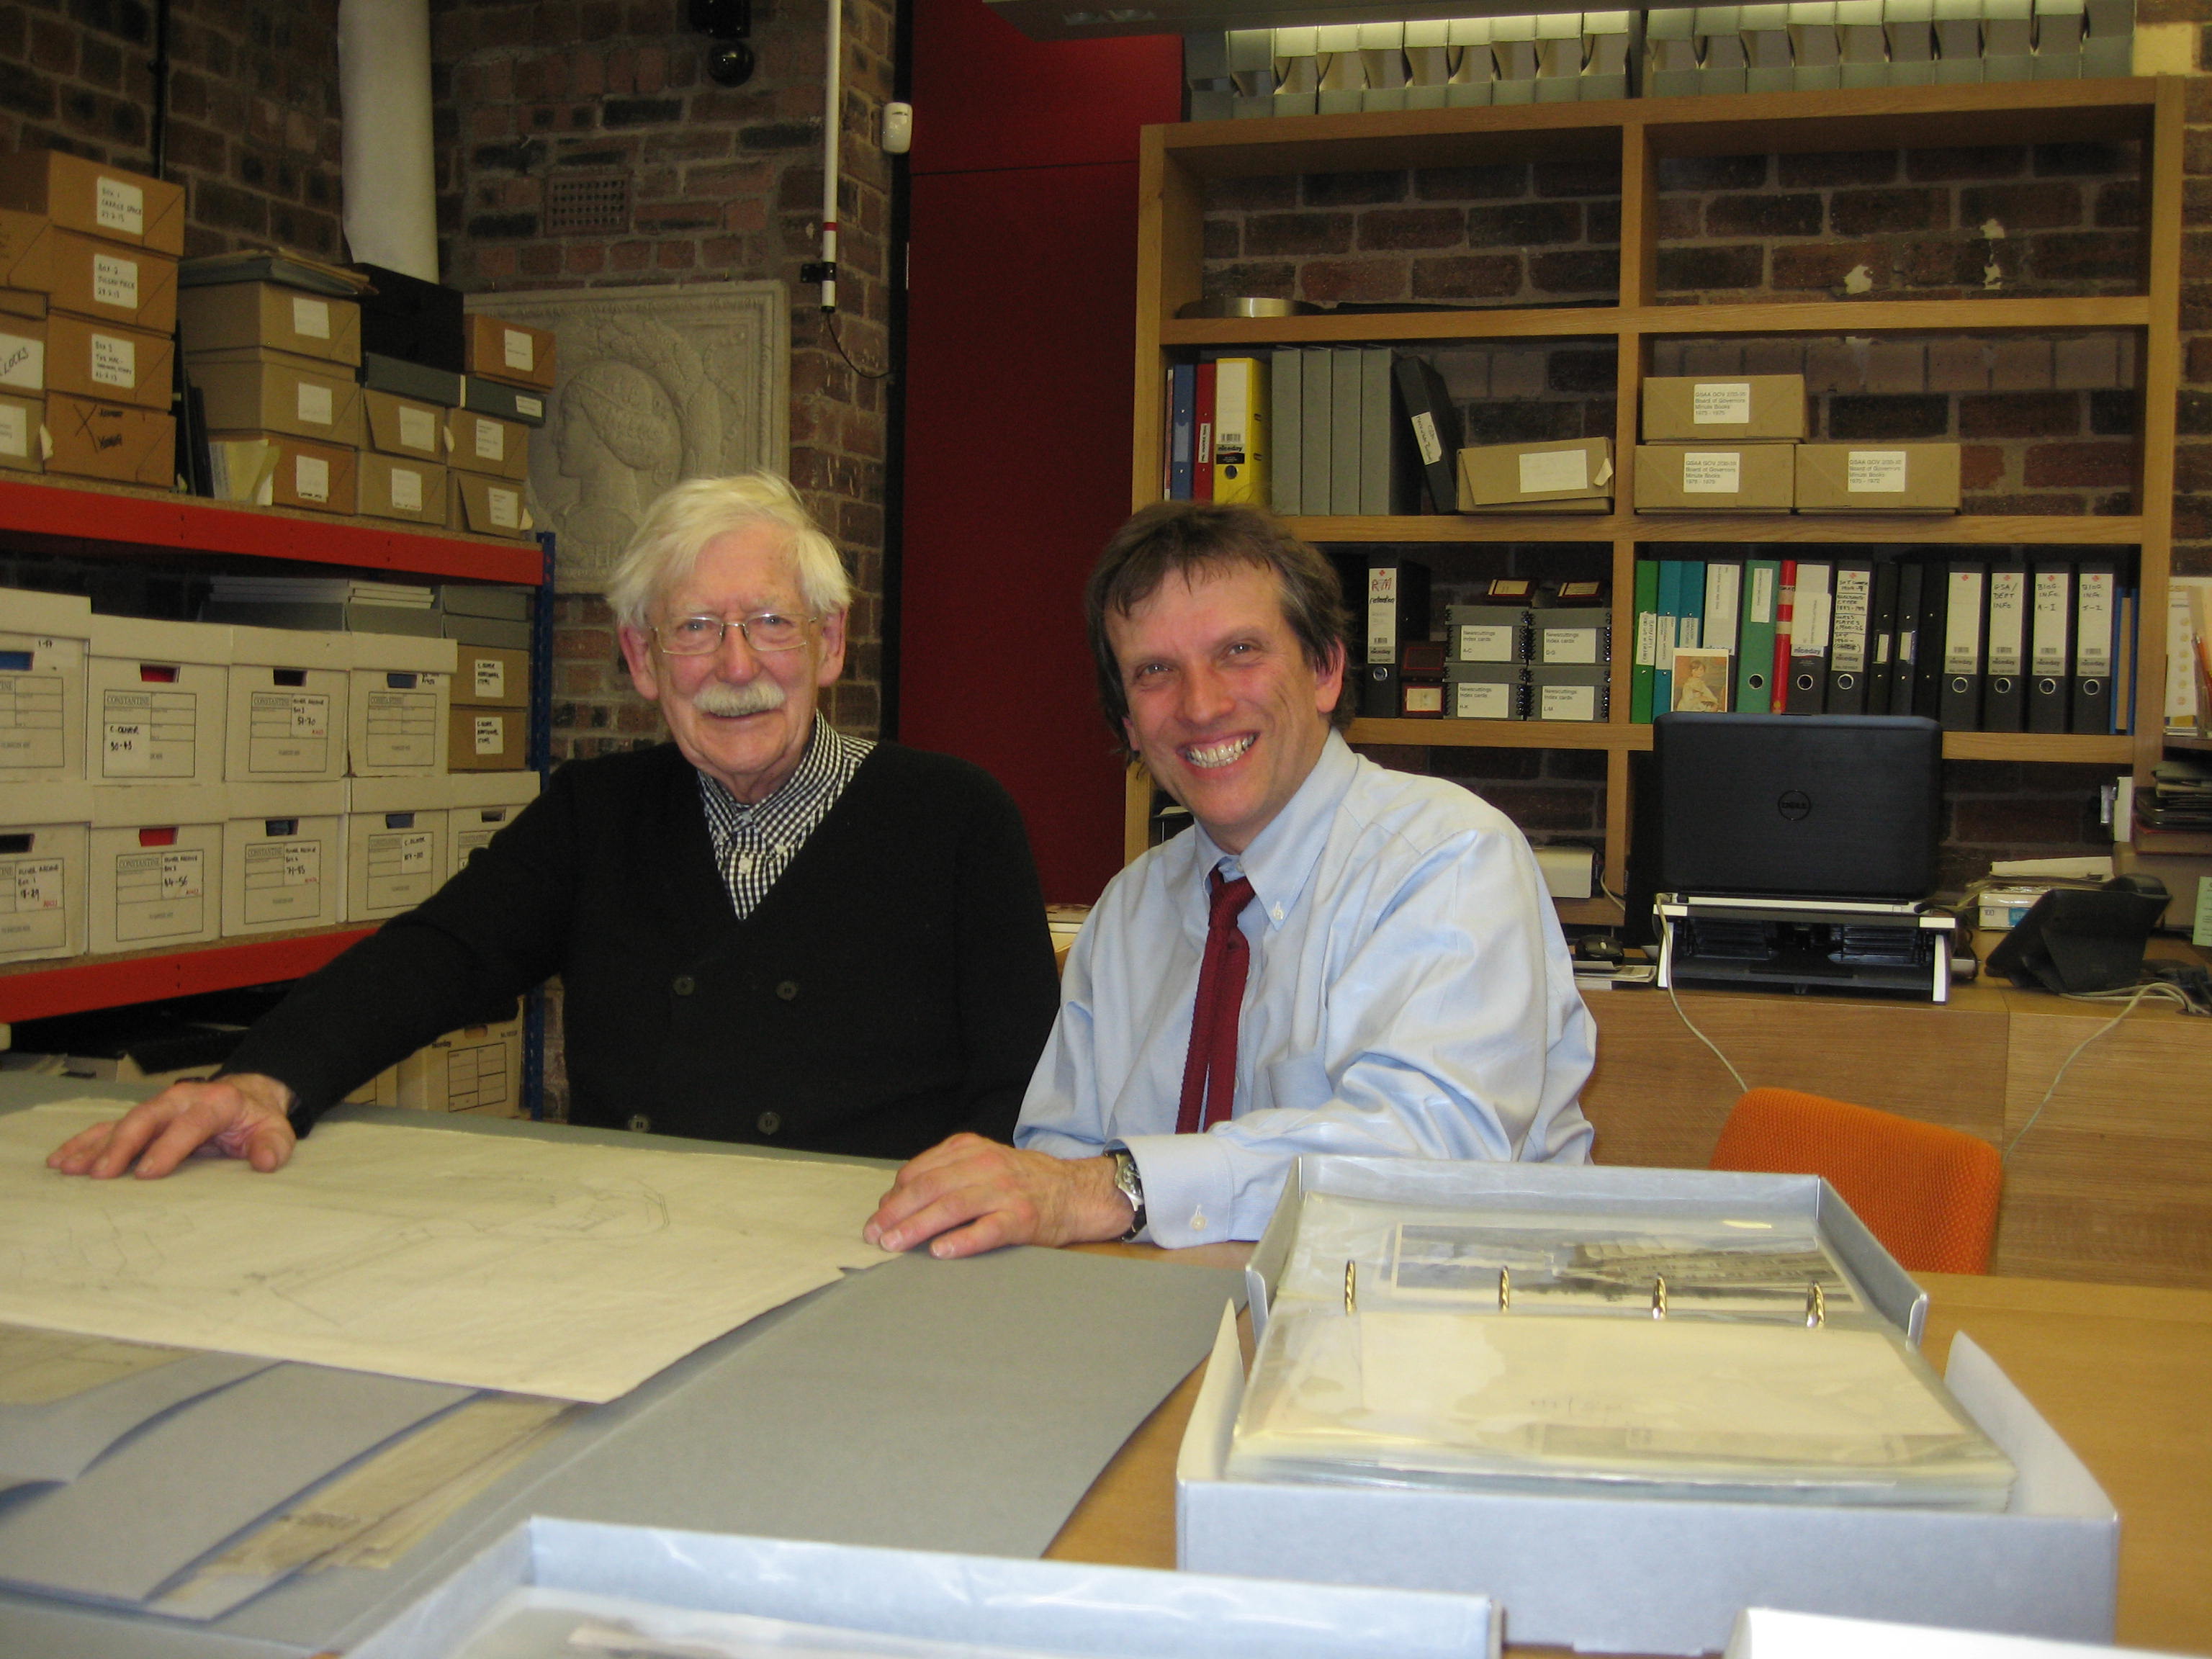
[1017,733,1597,1247]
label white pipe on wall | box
[338,0,439,281]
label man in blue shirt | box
[867,500,1595,1257]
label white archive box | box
[0,586,90,784]
[1177,1157,2119,1658]
[446,767,539,879]
[85,614,230,786]
[397,1007,523,1115]
[0,781,91,962]
[344,774,449,921]
[86,783,227,953]
[220,780,346,936]
[346,631,454,776]
[223,624,350,782]
[345,1517,1501,1659]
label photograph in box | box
[45,393,173,485]
[0,391,40,471]
[0,150,186,253]
[44,313,173,411]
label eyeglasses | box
[653,611,817,655]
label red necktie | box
[1176,868,1256,1135]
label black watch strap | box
[1109,1147,1146,1243]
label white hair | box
[603,472,853,631]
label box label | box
[1519,448,1588,494]
[0,402,26,457]
[365,827,434,909]
[243,838,321,925]
[0,670,66,768]
[473,417,503,462]
[487,486,520,529]
[364,688,438,769]
[1411,409,1442,466]
[1846,449,1909,493]
[96,176,144,237]
[297,379,333,426]
[0,856,66,951]
[390,466,423,512]
[1457,623,1516,663]
[1454,680,1513,719]
[0,332,41,392]
[502,328,534,372]
[1681,451,1741,493]
[473,657,506,699]
[515,393,544,419]
[248,688,331,773]
[1746,563,1776,624]
[472,714,505,755]
[90,332,135,389]
[1635,611,1658,670]
[1691,382,1752,424]
[398,405,437,453]
[114,846,204,943]
[294,453,330,503]
[291,296,331,339]
[1540,683,1598,721]
[92,253,138,311]
[1542,626,1601,665]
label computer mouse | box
[1574,935,1624,965]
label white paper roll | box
[338,0,439,280]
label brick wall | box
[432,0,897,759]
[0,0,345,259]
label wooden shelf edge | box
[1555,896,1626,925]
[1292,513,2146,545]
[0,477,544,585]
[1941,732,2135,762]
[0,927,376,1023]
[1350,717,1651,750]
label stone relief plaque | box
[464,282,790,594]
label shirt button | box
[757,1110,782,1135]
[1271,904,1284,922]
[1190,1212,1208,1232]
[775,980,799,1001]
[627,1114,652,1133]
[737,855,755,873]
[673,975,695,996]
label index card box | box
[344,774,451,921]
[1443,662,1529,719]
[1457,439,1613,509]
[85,615,228,786]
[1445,603,1532,665]
[220,781,346,936]
[347,633,454,778]
[1179,1157,2116,1658]
[1532,605,1611,665]
[177,281,360,366]
[224,626,349,783]
[1531,661,1611,720]
[1642,374,1809,441]
[0,150,186,253]
[1635,442,1798,511]
[87,783,226,953]
[446,768,540,880]
[1795,443,1962,511]
[0,586,89,784]
[0,781,90,961]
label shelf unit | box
[0,476,549,1028]
[1128,77,2184,914]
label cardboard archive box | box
[1456,439,1613,510]
[343,774,449,921]
[0,586,89,784]
[1642,374,1809,441]
[87,783,226,953]
[347,631,454,776]
[84,615,228,786]
[223,626,349,783]
[0,781,90,961]
[187,346,366,446]
[450,470,531,539]
[442,611,529,649]
[1634,443,1797,511]
[176,281,361,366]
[447,703,525,771]
[207,432,359,515]
[1179,1157,2117,1659]
[220,780,346,936]
[43,392,172,485]
[357,452,447,526]
[362,386,446,462]
[0,150,186,253]
[446,768,540,879]
[0,212,178,333]
[455,642,528,708]
[446,408,529,481]
[462,313,556,390]
[0,390,40,471]
[43,312,172,410]
[0,311,40,395]
[397,1009,523,1115]
[442,583,532,620]
[1796,444,1962,511]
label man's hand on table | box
[866,1133,1133,1259]
[45,1074,300,1179]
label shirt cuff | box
[1121,1132,1236,1250]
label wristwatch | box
[1108,1147,1146,1243]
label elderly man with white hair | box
[51,472,1061,1180]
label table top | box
[1048,1247,2212,1658]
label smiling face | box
[617,525,847,803]
[1107,562,1344,855]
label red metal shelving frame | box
[0,930,376,1023]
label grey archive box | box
[359,351,463,408]
[441,583,533,621]
[442,612,531,649]
[1445,603,1532,665]
[460,374,549,427]
[1443,661,1528,719]
[202,599,446,639]
[1531,606,1610,667]
[1530,662,1610,721]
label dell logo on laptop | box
[1777,789,1812,821]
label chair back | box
[1710,1087,2002,1274]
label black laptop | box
[1654,714,1942,902]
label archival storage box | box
[220,780,346,936]
[1795,444,1962,511]
[0,585,89,785]
[446,768,540,880]
[177,280,361,366]
[223,624,350,783]
[84,614,228,787]
[1635,443,1797,511]
[343,774,451,921]
[1456,439,1612,510]
[0,781,89,962]
[1642,374,1809,441]
[346,631,454,778]
[86,783,226,953]
[0,150,186,253]
[447,703,526,772]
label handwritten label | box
[294,454,331,503]
[92,253,138,310]
[390,466,423,512]
[473,715,505,755]
[487,486,519,529]
[90,333,135,388]
[397,405,437,453]
[291,296,331,339]
[502,328,534,372]
[96,176,144,236]
[474,418,503,462]
[1519,448,1588,495]
[297,381,333,426]
[473,656,505,698]
[0,332,41,392]
[0,403,26,457]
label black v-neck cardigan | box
[226,741,1062,1159]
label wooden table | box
[1049,1248,2212,1658]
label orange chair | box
[1709,1087,2003,1275]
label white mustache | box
[691,680,788,717]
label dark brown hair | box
[1083,500,1352,745]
